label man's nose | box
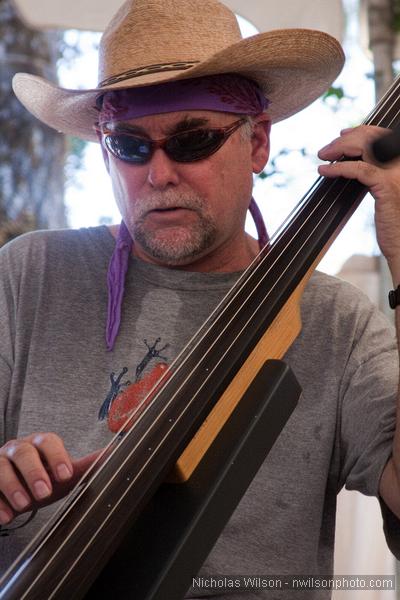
[147,149,180,189]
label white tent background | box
[9,1,397,598]
[11,0,344,38]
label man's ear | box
[251,115,271,174]
[96,129,110,173]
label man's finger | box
[29,432,73,483]
[2,440,52,503]
[0,454,32,512]
[318,160,380,188]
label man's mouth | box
[146,206,194,215]
[151,206,182,212]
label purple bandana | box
[103,74,270,351]
[98,74,269,124]
[106,220,132,351]
[106,205,269,352]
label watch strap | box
[388,284,400,309]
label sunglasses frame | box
[98,117,248,164]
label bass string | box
[25,88,388,524]
[363,74,400,128]
[22,187,358,589]
[34,177,368,595]
[101,78,400,417]
[163,74,400,380]
[21,75,400,589]
[85,78,400,453]
[4,169,377,598]
[68,182,349,475]
[81,71,400,493]
[48,71,400,501]
[15,166,355,594]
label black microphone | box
[371,125,400,163]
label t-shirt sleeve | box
[380,498,400,558]
[0,233,40,445]
[0,242,17,445]
[338,305,397,496]
[337,294,400,555]
[0,356,12,446]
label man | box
[0,0,400,597]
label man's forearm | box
[379,258,400,518]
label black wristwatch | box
[388,285,400,309]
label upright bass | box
[1,75,400,600]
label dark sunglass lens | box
[105,134,152,164]
[167,129,225,162]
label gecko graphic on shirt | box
[98,337,171,432]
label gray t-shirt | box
[0,226,398,598]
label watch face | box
[389,286,400,309]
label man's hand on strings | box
[0,432,99,525]
[318,124,400,271]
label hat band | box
[98,74,269,123]
[99,61,200,87]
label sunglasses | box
[99,117,248,165]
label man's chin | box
[140,245,206,267]
[135,231,214,267]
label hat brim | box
[12,28,344,142]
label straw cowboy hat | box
[12,0,345,142]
